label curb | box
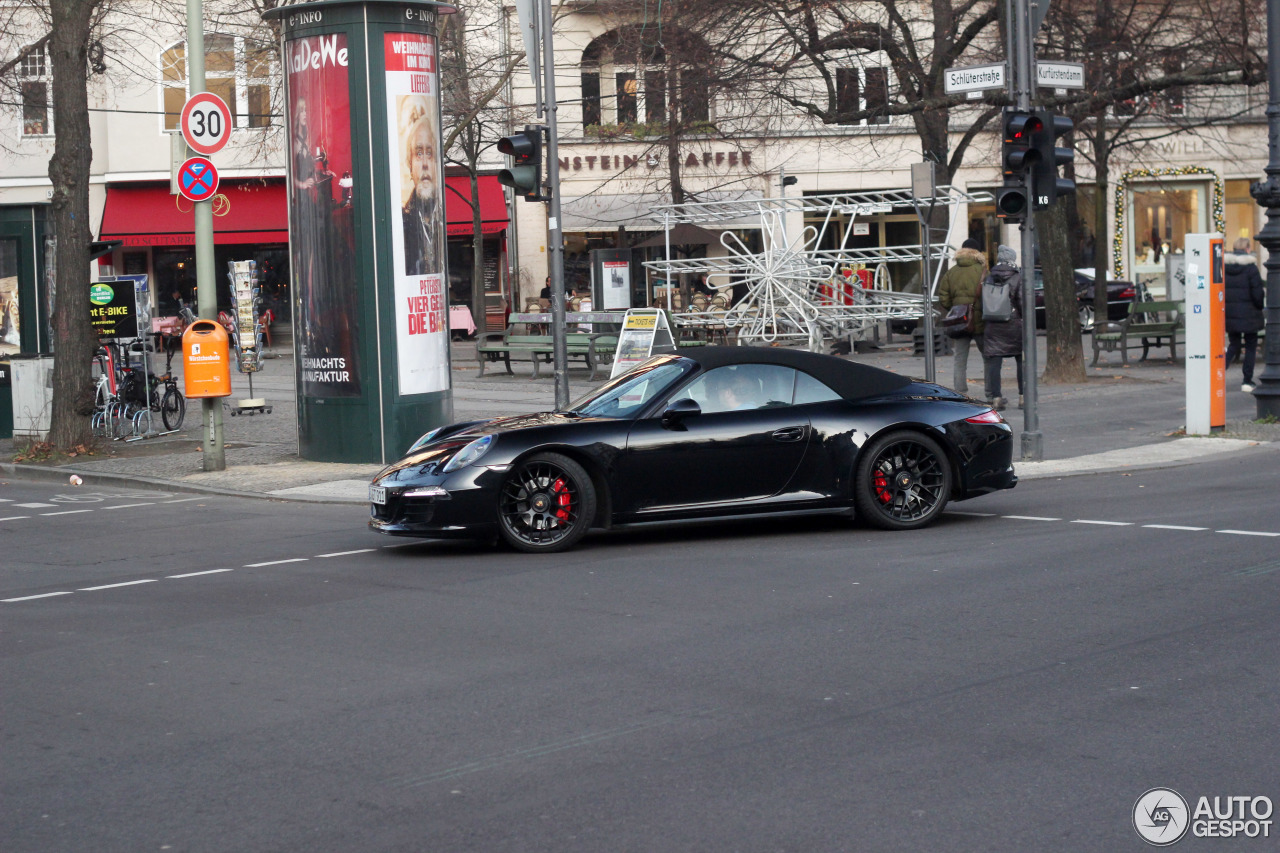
[0,462,368,506]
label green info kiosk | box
[265,0,457,462]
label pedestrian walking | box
[981,245,1024,410]
[938,238,989,396]
[1223,237,1266,393]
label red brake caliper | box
[552,477,572,522]
[873,470,892,504]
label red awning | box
[99,175,507,247]
[99,181,289,247]
[445,175,508,236]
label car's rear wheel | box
[855,430,952,530]
[497,452,597,553]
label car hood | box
[374,411,609,481]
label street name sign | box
[178,157,220,203]
[1036,62,1086,89]
[181,92,232,156]
[944,63,1007,97]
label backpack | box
[982,275,1012,323]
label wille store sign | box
[558,149,754,173]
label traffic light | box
[996,109,1041,223]
[497,126,544,201]
[1031,110,1075,210]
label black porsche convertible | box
[369,346,1017,552]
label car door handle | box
[771,426,806,442]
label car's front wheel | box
[497,452,597,553]
[855,430,952,530]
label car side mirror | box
[661,397,701,427]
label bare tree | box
[1037,0,1266,381]
[438,0,523,331]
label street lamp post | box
[1249,0,1280,418]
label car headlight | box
[407,426,446,453]
[442,434,494,473]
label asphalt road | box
[3,450,1279,852]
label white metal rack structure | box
[643,187,994,351]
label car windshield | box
[568,356,691,419]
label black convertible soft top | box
[676,346,912,401]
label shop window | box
[160,36,277,132]
[20,46,50,136]
[1,238,19,354]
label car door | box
[617,365,811,515]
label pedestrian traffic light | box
[497,126,544,202]
[996,109,1041,223]
[1031,109,1075,210]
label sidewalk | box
[3,335,1276,503]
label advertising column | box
[269,1,454,463]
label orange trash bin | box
[182,320,232,398]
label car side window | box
[793,370,842,405]
[684,365,797,414]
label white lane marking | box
[3,591,74,603]
[162,498,202,504]
[79,579,158,591]
[316,549,376,558]
[41,509,94,517]
[0,497,12,502]
[243,558,309,568]
[948,511,997,517]
[1143,524,1208,531]
[1070,519,1134,526]
[0,516,31,522]
[167,569,234,579]
[14,502,57,508]
[1217,529,1280,538]
[103,503,155,510]
[1003,515,1061,522]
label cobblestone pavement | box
[3,336,1276,502]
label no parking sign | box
[177,157,220,203]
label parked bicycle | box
[90,338,186,437]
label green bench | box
[1092,300,1184,366]
[476,328,618,379]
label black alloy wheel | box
[497,452,597,553]
[854,430,953,530]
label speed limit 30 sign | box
[181,92,232,156]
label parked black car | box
[369,347,1017,552]
[1034,269,1137,332]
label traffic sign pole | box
[187,0,225,471]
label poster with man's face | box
[385,32,449,396]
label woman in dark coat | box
[982,245,1024,410]
[1223,237,1266,392]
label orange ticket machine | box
[182,320,232,399]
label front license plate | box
[369,485,387,504]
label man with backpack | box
[981,245,1024,410]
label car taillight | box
[1118,286,1135,299]
[965,409,1005,424]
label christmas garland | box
[1112,167,1225,277]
